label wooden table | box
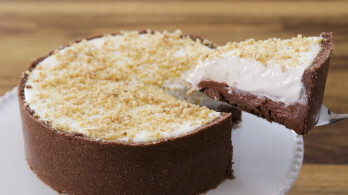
[1,0,347,194]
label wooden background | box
[0,0,347,194]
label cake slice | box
[188,33,333,134]
[18,30,240,194]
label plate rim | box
[277,132,303,195]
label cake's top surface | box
[24,30,221,142]
[207,35,323,70]
[188,34,324,104]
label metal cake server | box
[207,101,348,127]
[316,105,348,126]
[186,90,347,127]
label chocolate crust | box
[18,32,236,194]
[199,32,333,135]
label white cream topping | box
[117,111,219,143]
[24,33,220,143]
[187,37,322,104]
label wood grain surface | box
[0,0,347,194]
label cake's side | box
[19,72,234,195]
[301,32,333,133]
[196,33,333,134]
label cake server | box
[316,105,348,126]
[170,90,346,127]
[204,100,348,127]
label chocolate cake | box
[18,30,240,194]
[188,32,333,135]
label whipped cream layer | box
[24,31,220,143]
[188,36,322,104]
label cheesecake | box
[18,30,240,194]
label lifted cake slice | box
[188,33,333,134]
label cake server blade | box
[316,105,348,126]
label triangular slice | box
[188,33,333,134]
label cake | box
[187,32,333,134]
[18,30,241,194]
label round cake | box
[18,30,240,194]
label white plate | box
[0,88,303,195]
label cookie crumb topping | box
[206,35,323,70]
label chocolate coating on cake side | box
[19,95,233,194]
